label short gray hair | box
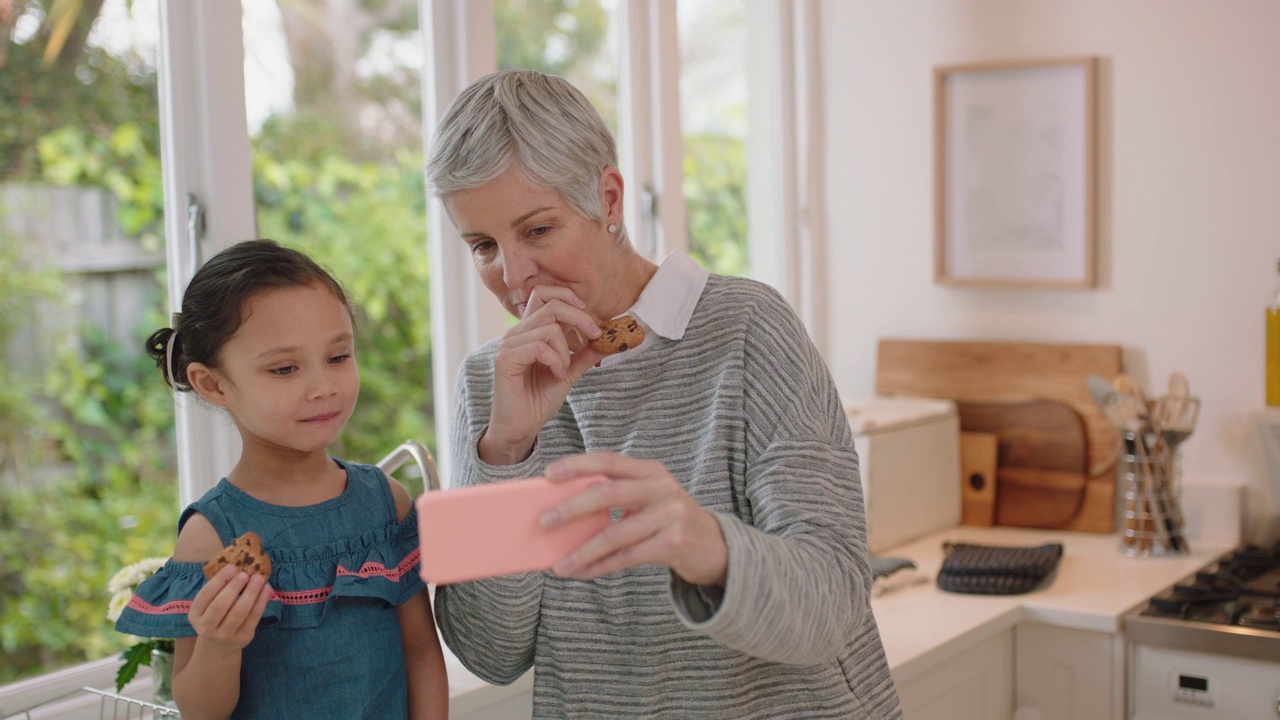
[426,70,622,237]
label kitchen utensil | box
[1153,395,1200,453]
[1087,374,1148,448]
[876,339,1122,533]
[1112,373,1155,433]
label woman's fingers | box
[520,291,601,343]
[540,453,729,586]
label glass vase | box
[151,647,175,707]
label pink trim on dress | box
[126,596,193,615]
[335,547,420,581]
[126,549,422,611]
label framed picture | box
[934,57,1098,288]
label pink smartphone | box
[416,474,610,584]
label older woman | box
[426,69,901,719]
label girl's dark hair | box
[145,239,354,391]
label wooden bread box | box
[875,339,1123,533]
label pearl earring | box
[607,223,618,234]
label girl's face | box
[189,283,359,457]
[443,164,626,321]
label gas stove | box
[1124,543,1280,718]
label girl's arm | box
[386,476,449,718]
[170,514,272,720]
[399,589,449,719]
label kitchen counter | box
[869,525,1234,684]
[439,525,1234,717]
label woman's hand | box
[481,286,604,465]
[187,566,271,657]
[539,452,728,587]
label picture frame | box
[934,57,1098,288]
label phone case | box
[416,474,610,584]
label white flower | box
[107,557,168,594]
[106,589,132,622]
[106,557,169,621]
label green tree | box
[1,0,158,181]
[684,134,749,276]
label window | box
[1,0,821,709]
[0,0,175,690]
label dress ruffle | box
[114,508,424,638]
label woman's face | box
[443,165,625,321]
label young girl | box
[114,239,448,719]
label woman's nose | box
[500,244,537,289]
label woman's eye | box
[527,225,550,238]
[469,239,496,256]
[328,353,351,365]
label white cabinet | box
[1013,623,1123,720]
[896,630,1014,720]
[895,624,1125,720]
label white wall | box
[819,0,1280,541]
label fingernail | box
[546,464,567,479]
[553,558,574,575]
[539,509,561,528]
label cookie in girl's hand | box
[589,316,645,354]
[203,531,272,580]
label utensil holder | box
[1117,431,1189,556]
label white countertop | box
[869,525,1234,682]
[439,525,1235,713]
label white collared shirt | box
[599,248,710,367]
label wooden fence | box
[1,183,165,373]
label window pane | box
[242,2,435,489]
[678,0,749,276]
[495,0,619,134]
[0,0,176,683]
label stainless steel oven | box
[1124,544,1280,719]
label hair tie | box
[166,313,180,384]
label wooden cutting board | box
[959,431,998,526]
[959,399,1089,528]
[876,339,1122,533]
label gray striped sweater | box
[435,275,902,719]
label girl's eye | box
[270,366,297,377]
[328,353,351,365]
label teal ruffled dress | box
[115,458,425,719]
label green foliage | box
[0,38,160,181]
[0,465,178,684]
[684,134,750,276]
[495,0,609,78]
[0,218,61,466]
[41,324,177,487]
[36,123,165,243]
